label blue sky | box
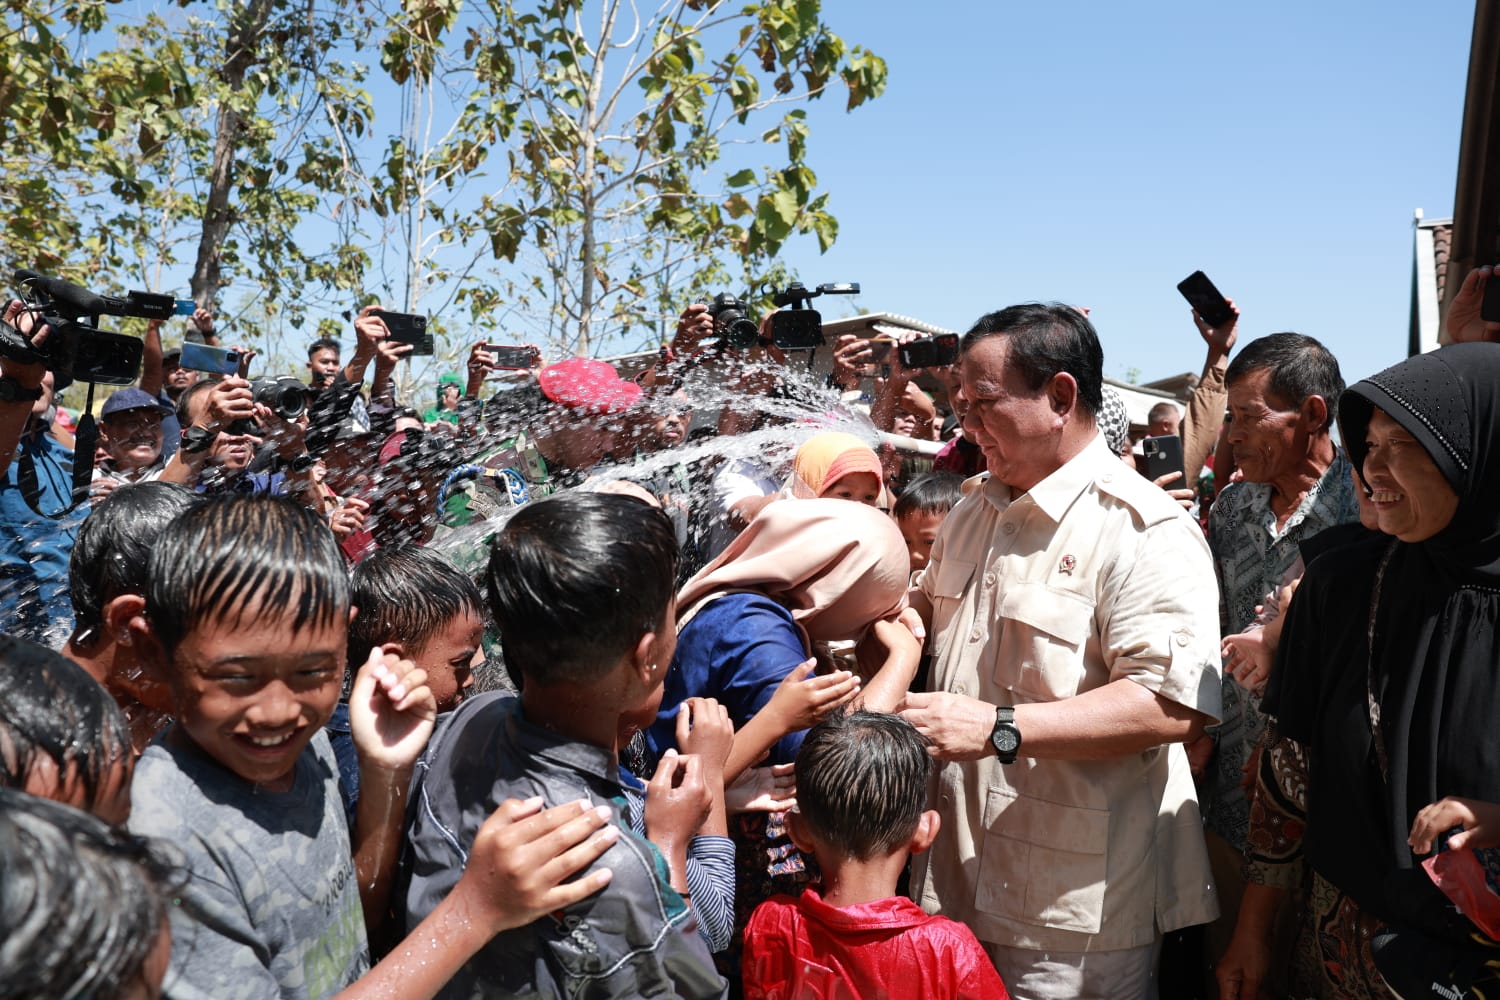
[770,0,1476,387]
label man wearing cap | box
[92,388,172,496]
[442,354,642,529]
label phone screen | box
[487,345,539,370]
[1177,272,1234,328]
[71,330,144,386]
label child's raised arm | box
[335,796,617,1000]
[349,645,437,939]
[724,659,858,784]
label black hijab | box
[1318,343,1500,923]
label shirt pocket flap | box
[975,785,1110,934]
[997,584,1094,647]
[928,559,977,600]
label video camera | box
[705,281,860,352]
[5,269,172,386]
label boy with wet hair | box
[403,491,729,999]
[743,709,1009,999]
[126,495,621,1000]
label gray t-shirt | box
[129,730,370,1000]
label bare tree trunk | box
[189,0,276,306]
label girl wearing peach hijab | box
[779,431,885,506]
[645,497,922,774]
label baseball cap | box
[536,357,642,415]
[162,346,183,365]
[100,387,171,419]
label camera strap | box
[17,381,96,520]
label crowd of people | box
[2,264,1500,1000]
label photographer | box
[160,376,319,502]
[0,300,81,643]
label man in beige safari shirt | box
[900,303,1222,1000]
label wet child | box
[892,471,964,576]
[403,491,728,998]
[785,431,885,506]
[743,709,1009,999]
[125,494,619,1000]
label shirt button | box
[1102,473,1114,483]
[969,628,982,642]
[983,572,997,586]
[954,683,967,696]
[1174,631,1191,647]
[1003,523,1017,535]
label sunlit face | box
[897,508,946,573]
[165,360,198,394]
[824,470,881,506]
[411,610,483,714]
[958,337,1060,491]
[651,394,691,449]
[101,410,164,471]
[184,389,256,473]
[1361,409,1460,543]
[891,411,919,438]
[308,348,340,384]
[162,604,345,792]
[1225,369,1303,484]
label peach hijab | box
[779,431,883,500]
[675,497,909,647]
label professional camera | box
[7,270,176,385]
[766,281,860,351]
[707,293,760,349]
[250,375,308,421]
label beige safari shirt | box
[910,435,1222,952]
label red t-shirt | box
[743,889,1009,1000]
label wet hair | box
[893,472,964,520]
[69,482,201,641]
[795,708,933,861]
[1225,332,1344,431]
[487,492,678,686]
[0,635,131,814]
[146,495,350,659]
[0,787,180,1000]
[349,544,484,669]
[962,302,1104,419]
[308,336,340,359]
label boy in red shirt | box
[743,709,1009,999]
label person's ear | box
[1300,395,1330,435]
[104,594,145,648]
[786,810,818,855]
[1047,372,1079,417]
[908,809,941,855]
[348,604,359,628]
[629,630,659,688]
[127,608,172,683]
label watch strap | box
[0,376,44,402]
[180,425,217,454]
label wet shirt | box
[743,889,1010,1000]
[403,692,726,999]
[1203,449,1359,851]
[0,427,83,643]
[911,436,1222,952]
[128,731,369,1000]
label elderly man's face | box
[1225,369,1304,484]
[957,337,1060,492]
[101,409,164,471]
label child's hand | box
[725,763,797,815]
[1410,796,1500,854]
[455,796,619,932]
[764,659,859,734]
[644,749,711,850]
[349,644,437,772]
[676,698,733,777]
[1222,626,1273,697]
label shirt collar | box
[984,432,1113,523]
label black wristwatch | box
[180,425,218,454]
[991,706,1021,764]
[0,376,43,403]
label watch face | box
[991,726,1020,755]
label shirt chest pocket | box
[995,583,1096,701]
[975,785,1109,934]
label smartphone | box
[770,309,824,351]
[1142,434,1186,486]
[1177,271,1234,328]
[173,298,197,316]
[1483,271,1500,323]
[178,341,242,375]
[374,309,433,356]
[899,333,959,369]
[70,329,144,386]
[485,344,540,371]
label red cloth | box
[933,436,985,478]
[743,890,1009,1000]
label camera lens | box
[250,377,307,420]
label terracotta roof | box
[1432,221,1452,303]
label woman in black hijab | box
[1217,342,1500,999]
